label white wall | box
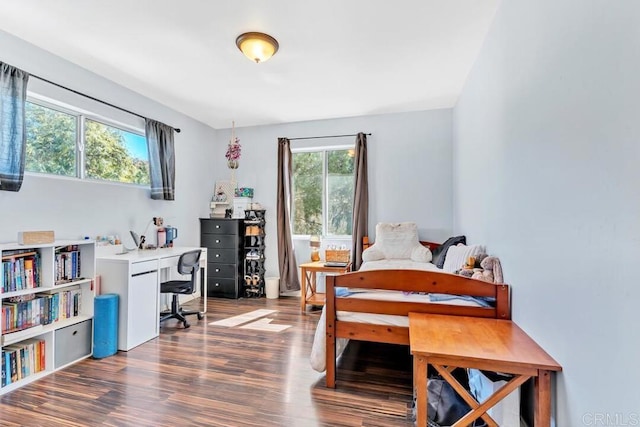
[0,30,217,247]
[214,110,453,281]
[453,1,640,424]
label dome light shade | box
[236,32,279,63]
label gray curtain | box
[276,137,300,291]
[351,132,369,270]
[145,119,175,200]
[0,62,29,192]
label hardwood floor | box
[0,296,415,426]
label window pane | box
[327,150,355,235]
[85,119,149,184]
[292,152,323,235]
[25,102,77,177]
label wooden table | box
[299,261,351,313]
[409,313,562,427]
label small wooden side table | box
[299,261,351,314]
[409,312,562,427]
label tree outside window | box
[25,100,149,185]
[25,102,76,177]
[85,119,149,184]
[292,148,354,236]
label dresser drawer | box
[208,262,238,279]
[208,248,238,264]
[207,277,241,299]
[201,233,239,249]
[200,219,241,235]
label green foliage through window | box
[292,149,355,236]
[85,120,149,184]
[25,100,149,185]
[25,103,76,177]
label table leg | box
[535,370,552,427]
[414,355,428,427]
[300,267,311,313]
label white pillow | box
[442,244,486,273]
[374,222,421,259]
[411,245,433,263]
[362,246,385,262]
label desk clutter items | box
[95,235,121,246]
[125,217,178,250]
[17,230,54,245]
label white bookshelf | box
[0,239,95,394]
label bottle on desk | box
[157,227,166,248]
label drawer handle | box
[215,254,220,258]
[216,239,220,243]
[73,330,78,336]
[216,225,220,229]
[215,283,220,287]
[215,268,220,272]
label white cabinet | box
[95,246,208,352]
[0,240,95,395]
[127,266,159,349]
[96,258,159,351]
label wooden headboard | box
[362,236,441,252]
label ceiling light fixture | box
[236,32,279,63]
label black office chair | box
[160,249,203,328]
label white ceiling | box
[0,0,499,129]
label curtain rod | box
[288,132,371,141]
[29,74,181,133]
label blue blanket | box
[334,287,352,297]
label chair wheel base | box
[197,313,204,320]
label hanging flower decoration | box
[225,121,241,169]
[225,137,241,161]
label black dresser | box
[200,218,244,298]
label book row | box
[2,288,82,334]
[1,251,41,293]
[55,247,82,284]
[1,339,46,387]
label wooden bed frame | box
[324,269,511,388]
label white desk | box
[96,246,208,351]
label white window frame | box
[25,93,148,187]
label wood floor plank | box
[0,297,415,426]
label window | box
[292,148,355,236]
[85,119,149,184]
[25,99,149,185]
[25,102,77,177]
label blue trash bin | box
[93,293,118,358]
